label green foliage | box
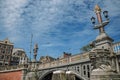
[80,44,93,52]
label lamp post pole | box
[33,43,38,61]
[91,5,109,35]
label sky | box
[0,0,120,60]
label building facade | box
[113,42,120,54]
[39,56,55,63]
[0,38,14,66]
[11,48,29,65]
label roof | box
[0,38,14,45]
[12,48,25,54]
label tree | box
[80,44,93,52]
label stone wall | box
[0,69,22,80]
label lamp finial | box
[95,4,101,12]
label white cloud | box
[103,0,120,16]
[0,0,28,41]
[0,0,120,58]
[2,0,27,28]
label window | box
[77,66,79,72]
[87,65,90,78]
[83,65,85,69]
[5,64,7,65]
[83,65,86,75]
[102,46,104,49]
[1,45,3,48]
[1,55,4,59]
[5,41,7,43]
[87,65,89,70]
[3,45,6,49]
[88,72,90,78]
[7,46,10,49]
[3,50,5,54]
[84,71,86,75]
[6,56,9,60]
[0,63,2,65]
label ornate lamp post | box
[89,5,120,80]
[90,4,114,50]
[90,5,109,34]
[26,43,39,80]
[103,11,109,19]
[91,16,95,24]
[33,43,38,61]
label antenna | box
[30,33,33,61]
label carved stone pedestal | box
[90,68,120,80]
[90,49,120,80]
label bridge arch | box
[38,70,55,80]
[38,70,86,80]
[66,70,86,80]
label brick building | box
[0,38,14,66]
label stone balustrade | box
[38,52,90,69]
[0,52,90,71]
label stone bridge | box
[25,51,120,80]
[0,51,120,80]
[26,52,92,80]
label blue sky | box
[0,0,120,60]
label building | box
[11,48,29,65]
[39,56,55,63]
[59,52,71,59]
[113,42,120,54]
[0,38,14,66]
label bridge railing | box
[38,52,90,69]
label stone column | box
[66,71,75,80]
[52,70,66,80]
[90,49,120,80]
[116,57,120,72]
[22,68,27,80]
